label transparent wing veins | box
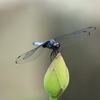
[54,26,96,48]
[16,45,44,64]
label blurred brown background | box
[0,0,100,100]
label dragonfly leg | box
[56,50,59,55]
[50,50,56,62]
[50,50,59,62]
[54,50,59,56]
[50,50,54,62]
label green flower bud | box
[44,53,69,98]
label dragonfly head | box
[52,42,60,50]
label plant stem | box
[50,96,57,100]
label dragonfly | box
[15,26,96,64]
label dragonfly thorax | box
[42,39,60,50]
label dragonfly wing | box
[15,45,44,64]
[54,26,96,48]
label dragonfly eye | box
[53,42,60,50]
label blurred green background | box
[0,0,100,100]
